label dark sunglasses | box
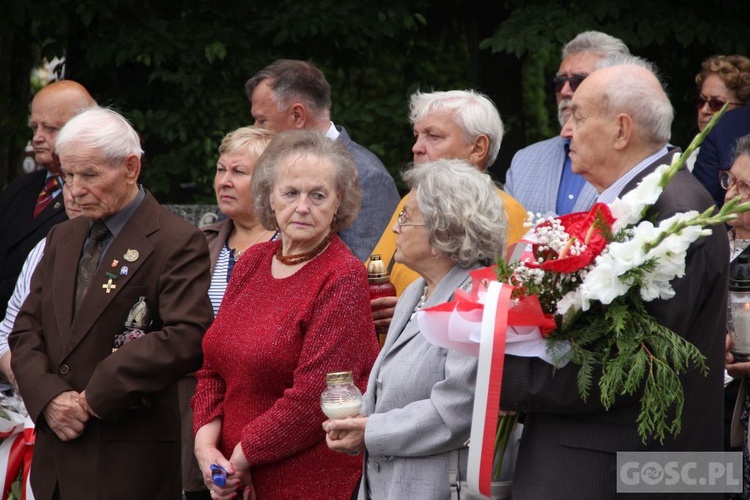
[694,96,741,112]
[551,74,587,93]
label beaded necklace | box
[275,232,335,266]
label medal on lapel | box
[113,296,152,352]
[124,249,139,262]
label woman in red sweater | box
[192,130,379,500]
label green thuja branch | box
[551,293,706,443]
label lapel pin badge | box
[120,266,129,276]
[111,259,119,268]
[53,202,62,209]
[124,249,139,262]
[102,278,117,294]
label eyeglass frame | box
[719,170,750,199]
[694,96,742,113]
[551,73,588,93]
[397,210,427,228]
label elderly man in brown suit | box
[10,107,213,499]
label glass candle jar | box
[320,371,363,419]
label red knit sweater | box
[192,236,378,499]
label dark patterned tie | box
[74,222,111,312]
[32,176,60,218]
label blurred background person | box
[181,126,278,500]
[0,181,82,387]
[0,80,95,318]
[192,130,379,500]
[324,159,508,500]
[367,89,526,335]
[687,54,750,172]
[505,30,627,216]
[245,59,400,261]
[203,126,278,315]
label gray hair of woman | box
[252,130,362,233]
[733,133,750,162]
[402,159,508,267]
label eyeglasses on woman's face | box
[694,96,741,113]
[719,170,750,199]
[397,210,426,228]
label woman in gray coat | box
[324,159,508,499]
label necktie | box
[74,222,111,312]
[33,176,60,219]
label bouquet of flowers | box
[417,104,750,497]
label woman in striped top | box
[182,126,278,500]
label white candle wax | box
[321,400,362,419]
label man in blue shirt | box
[505,31,629,216]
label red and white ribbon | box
[467,281,512,497]
[0,417,35,499]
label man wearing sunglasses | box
[505,31,628,216]
[693,106,750,209]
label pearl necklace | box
[413,285,429,312]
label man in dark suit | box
[693,106,750,208]
[501,57,729,499]
[9,107,214,500]
[245,59,401,261]
[0,80,95,317]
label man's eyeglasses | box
[397,210,426,228]
[719,170,750,199]
[551,74,587,93]
[694,96,741,112]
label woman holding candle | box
[323,159,508,499]
[191,130,379,500]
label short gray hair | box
[733,133,750,162]
[595,55,673,146]
[402,159,507,267]
[562,31,630,60]
[55,106,143,163]
[409,90,504,167]
[252,130,361,232]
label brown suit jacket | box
[501,151,729,499]
[10,191,213,500]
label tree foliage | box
[482,0,750,170]
[2,1,750,200]
[2,0,477,201]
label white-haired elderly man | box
[10,107,214,500]
[501,57,729,499]
[505,30,630,217]
[367,89,528,335]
